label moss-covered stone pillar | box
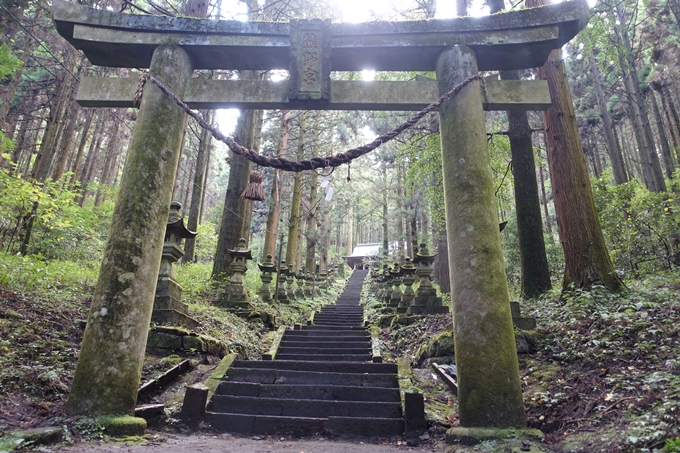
[436,44,526,428]
[65,45,193,417]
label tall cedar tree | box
[211,0,263,279]
[527,0,624,291]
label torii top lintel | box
[52,0,588,73]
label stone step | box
[225,368,397,387]
[274,353,372,362]
[208,395,402,418]
[205,413,404,436]
[278,346,370,355]
[312,318,364,323]
[279,341,370,349]
[215,382,400,402]
[230,360,397,374]
[284,330,369,338]
[302,325,366,331]
[314,313,363,317]
[282,333,368,341]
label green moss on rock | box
[415,330,455,365]
[99,416,146,437]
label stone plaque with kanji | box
[289,19,331,101]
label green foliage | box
[0,42,22,81]
[663,438,680,452]
[191,221,218,262]
[592,175,680,276]
[0,252,98,298]
[0,169,112,260]
[402,132,445,230]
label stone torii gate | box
[53,0,588,430]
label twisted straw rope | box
[135,72,483,172]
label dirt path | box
[55,433,448,453]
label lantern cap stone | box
[228,237,252,260]
[414,242,437,263]
[166,201,197,239]
[258,253,276,272]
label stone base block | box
[147,327,228,357]
[407,296,449,315]
[513,317,537,330]
[152,308,199,329]
[180,383,209,429]
[99,416,146,437]
[446,427,544,446]
[154,277,187,311]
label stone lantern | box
[257,254,276,302]
[295,267,306,299]
[397,258,417,314]
[276,260,289,304]
[408,243,448,315]
[153,201,198,328]
[220,237,253,311]
[388,262,402,309]
[318,267,328,291]
[304,267,316,297]
[285,262,297,300]
[379,264,390,300]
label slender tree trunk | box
[305,120,320,274]
[651,92,675,178]
[529,0,623,291]
[94,120,121,207]
[183,111,214,262]
[496,65,552,298]
[78,120,105,206]
[434,226,450,293]
[68,110,95,188]
[346,202,354,256]
[381,164,389,257]
[285,113,305,271]
[661,84,680,158]
[31,70,71,182]
[52,96,81,181]
[263,111,290,258]
[589,54,628,184]
[614,4,666,192]
[396,162,405,260]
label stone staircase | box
[204,269,406,437]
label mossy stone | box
[99,416,146,437]
[0,427,63,450]
[415,330,455,365]
[146,331,181,350]
[183,335,205,352]
[446,426,544,445]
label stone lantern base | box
[406,295,449,315]
[218,289,253,311]
[152,277,199,329]
[510,301,536,330]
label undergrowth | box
[0,252,345,439]
[362,268,680,452]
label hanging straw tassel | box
[241,171,266,201]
